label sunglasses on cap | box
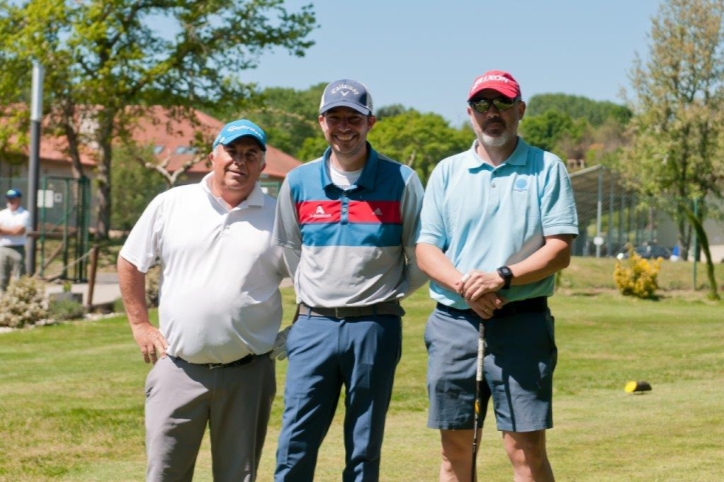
[468,97,520,113]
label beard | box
[475,117,516,148]
[479,131,512,147]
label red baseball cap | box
[467,70,521,101]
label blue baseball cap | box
[5,188,21,199]
[212,119,267,151]
[319,79,373,116]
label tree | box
[111,145,166,232]
[619,0,724,299]
[375,104,410,120]
[519,110,577,154]
[521,95,632,164]
[232,83,326,160]
[527,93,632,126]
[367,110,471,184]
[0,0,316,239]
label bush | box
[613,249,662,299]
[0,276,49,328]
[145,264,161,308]
[48,298,86,322]
[113,297,126,314]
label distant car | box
[616,245,672,260]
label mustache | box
[483,118,506,129]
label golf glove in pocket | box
[269,325,291,360]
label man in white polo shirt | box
[0,188,31,291]
[118,119,286,482]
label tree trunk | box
[94,112,115,240]
[95,160,111,240]
[682,202,720,300]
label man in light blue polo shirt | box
[416,70,578,482]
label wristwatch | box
[496,266,513,290]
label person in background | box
[273,79,427,481]
[416,70,579,482]
[118,119,287,481]
[0,188,30,291]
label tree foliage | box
[619,0,724,299]
[230,83,327,160]
[0,0,317,239]
[520,94,630,164]
[527,93,632,126]
[368,110,471,184]
[110,145,166,232]
[520,110,577,154]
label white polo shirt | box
[0,206,31,247]
[120,174,286,364]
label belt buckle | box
[208,362,224,369]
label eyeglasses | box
[468,97,520,113]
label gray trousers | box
[0,246,23,292]
[144,354,276,482]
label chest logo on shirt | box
[297,200,401,224]
[514,178,528,191]
[312,205,331,219]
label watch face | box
[497,266,512,288]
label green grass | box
[1,258,723,481]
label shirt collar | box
[201,173,265,210]
[464,137,530,171]
[320,142,379,190]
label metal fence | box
[571,185,724,263]
[0,176,91,281]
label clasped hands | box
[455,269,505,320]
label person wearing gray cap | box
[0,188,30,291]
[118,119,287,481]
[272,80,428,481]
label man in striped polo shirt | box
[273,79,428,481]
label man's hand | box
[468,292,505,319]
[456,269,505,301]
[270,325,292,361]
[131,323,169,364]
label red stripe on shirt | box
[297,201,341,224]
[348,201,401,224]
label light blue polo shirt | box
[418,138,579,308]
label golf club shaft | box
[471,320,485,482]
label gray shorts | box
[425,304,557,433]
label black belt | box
[437,296,548,318]
[299,301,405,318]
[175,352,269,370]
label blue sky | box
[236,0,663,126]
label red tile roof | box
[29,106,303,178]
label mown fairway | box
[1,258,722,481]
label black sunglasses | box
[468,97,520,113]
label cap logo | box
[331,84,361,97]
[472,74,510,89]
[226,125,263,136]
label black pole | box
[26,61,44,276]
